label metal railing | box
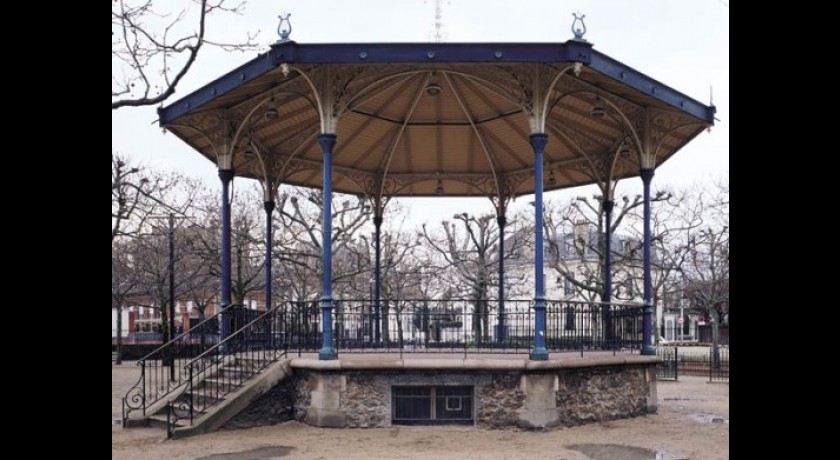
[166,304,288,437]
[121,305,261,423]
[656,347,679,380]
[654,346,730,382]
[276,298,644,356]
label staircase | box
[121,304,290,438]
[163,354,291,438]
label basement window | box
[392,386,473,425]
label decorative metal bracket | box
[276,13,292,43]
[571,13,587,42]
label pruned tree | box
[421,212,529,344]
[273,188,371,338]
[543,192,671,303]
[111,0,258,109]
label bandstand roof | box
[158,39,715,200]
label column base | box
[529,347,549,360]
[319,347,338,360]
[641,345,656,356]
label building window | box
[564,275,575,296]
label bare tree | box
[681,180,729,360]
[188,187,265,307]
[112,153,197,241]
[615,189,700,341]
[421,212,529,344]
[112,0,258,109]
[180,223,218,323]
[269,188,372,343]
[275,189,371,298]
[112,238,141,364]
[543,192,670,303]
[132,217,206,342]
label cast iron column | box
[497,215,507,343]
[530,133,549,360]
[319,134,338,360]
[602,199,614,349]
[264,200,275,346]
[373,215,383,344]
[219,169,234,347]
[641,168,655,355]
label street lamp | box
[369,278,375,341]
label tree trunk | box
[711,308,721,368]
[115,303,123,365]
[382,303,390,343]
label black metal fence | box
[709,347,729,382]
[656,347,678,380]
[271,298,644,356]
[655,346,730,382]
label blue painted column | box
[496,216,507,343]
[530,133,549,361]
[640,168,655,355]
[373,215,383,344]
[319,134,338,360]
[219,169,234,345]
[264,200,275,346]
[602,199,614,348]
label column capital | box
[497,216,507,227]
[318,133,337,151]
[218,168,234,183]
[373,216,383,227]
[529,133,549,151]
[264,200,276,213]
[640,167,655,182]
[602,199,615,213]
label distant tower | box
[426,0,450,42]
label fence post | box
[674,346,678,380]
[140,361,146,417]
[189,365,194,424]
[709,346,712,382]
[168,401,172,438]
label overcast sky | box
[112,0,728,230]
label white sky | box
[111,0,729,230]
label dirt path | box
[112,363,728,460]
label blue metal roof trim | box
[159,41,713,126]
[587,49,715,124]
[267,41,592,64]
[158,51,277,125]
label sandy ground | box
[112,361,728,460]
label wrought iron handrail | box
[166,303,288,436]
[122,304,256,423]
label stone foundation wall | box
[226,357,658,431]
[554,366,649,426]
[221,378,295,429]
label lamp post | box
[144,213,184,381]
[369,277,375,341]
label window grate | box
[393,386,473,425]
